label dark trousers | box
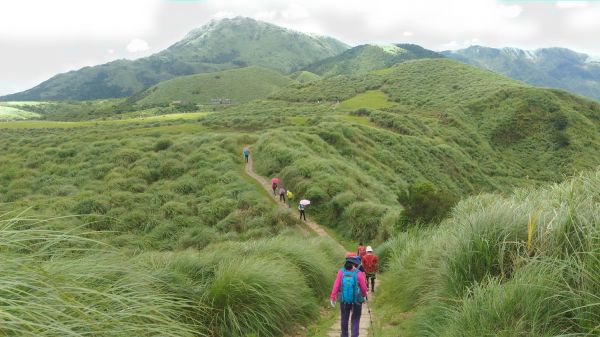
[279,194,285,202]
[244,155,248,163]
[366,273,376,291]
[272,184,277,195]
[340,303,362,337]
[299,209,306,220]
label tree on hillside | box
[398,182,458,226]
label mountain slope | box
[131,66,294,105]
[304,43,443,76]
[443,46,600,101]
[2,17,348,101]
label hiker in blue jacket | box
[298,202,306,220]
[242,146,250,163]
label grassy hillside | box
[0,102,41,120]
[444,46,600,101]
[201,58,600,242]
[375,169,600,336]
[289,70,321,83]
[0,114,344,336]
[132,66,294,106]
[304,43,443,77]
[2,17,348,101]
[2,56,599,336]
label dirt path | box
[244,155,377,337]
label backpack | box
[362,254,378,273]
[339,269,364,304]
[243,149,249,156]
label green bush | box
[376,170,600,337]
[398,182,458,226]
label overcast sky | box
[2,0,600,96]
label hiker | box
[286,190,293,208]
[330,253,368,337]
[362,246,379,292]
[298,202,306,220]
[272,181,278,195]
[279,187,286,202]
[242,146,250,163]
[357,242,366,260]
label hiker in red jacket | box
[362,246,379,292]
[357,242,366,259]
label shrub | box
[154,139,173,151]
[398,182,458,225]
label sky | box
[1,0,600,96]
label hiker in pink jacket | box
[329,254,368,337]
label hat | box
[366,246,373,252]
[345,252,356,258]
[345,256,361,266]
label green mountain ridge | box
[443,45,600,101]
[1,17,348,101]
[304,43,444,76]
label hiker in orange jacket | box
[362,246,379,292]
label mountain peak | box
[2,17,348,101]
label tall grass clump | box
[376,170,600,337]
[0,214,195,337]
[141,234,344,337]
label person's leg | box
[302,210,306,220]
[371,275,376,292]
[340,303,351,337]
[350,303,362,337]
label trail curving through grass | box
[244,154,378,337]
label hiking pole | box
[365,297,375,337]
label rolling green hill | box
[1,17,348,101]
[131,66,294,106]
[289,70,321,83]
[304,43,443,76]
[443,46,600,101]
[206,58,600,240]
[0,102,41,120]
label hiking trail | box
[244,155,378,337]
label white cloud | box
[212,11,236,19]
[556,1,588,8]
[441,41,460,49]
[403,31,414,37]
[566,7,600,29]
[500,4,522,18]
[126,38,150,53]
[0,0,161,39]
[254,3,310,21]
[107,49,115,54]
